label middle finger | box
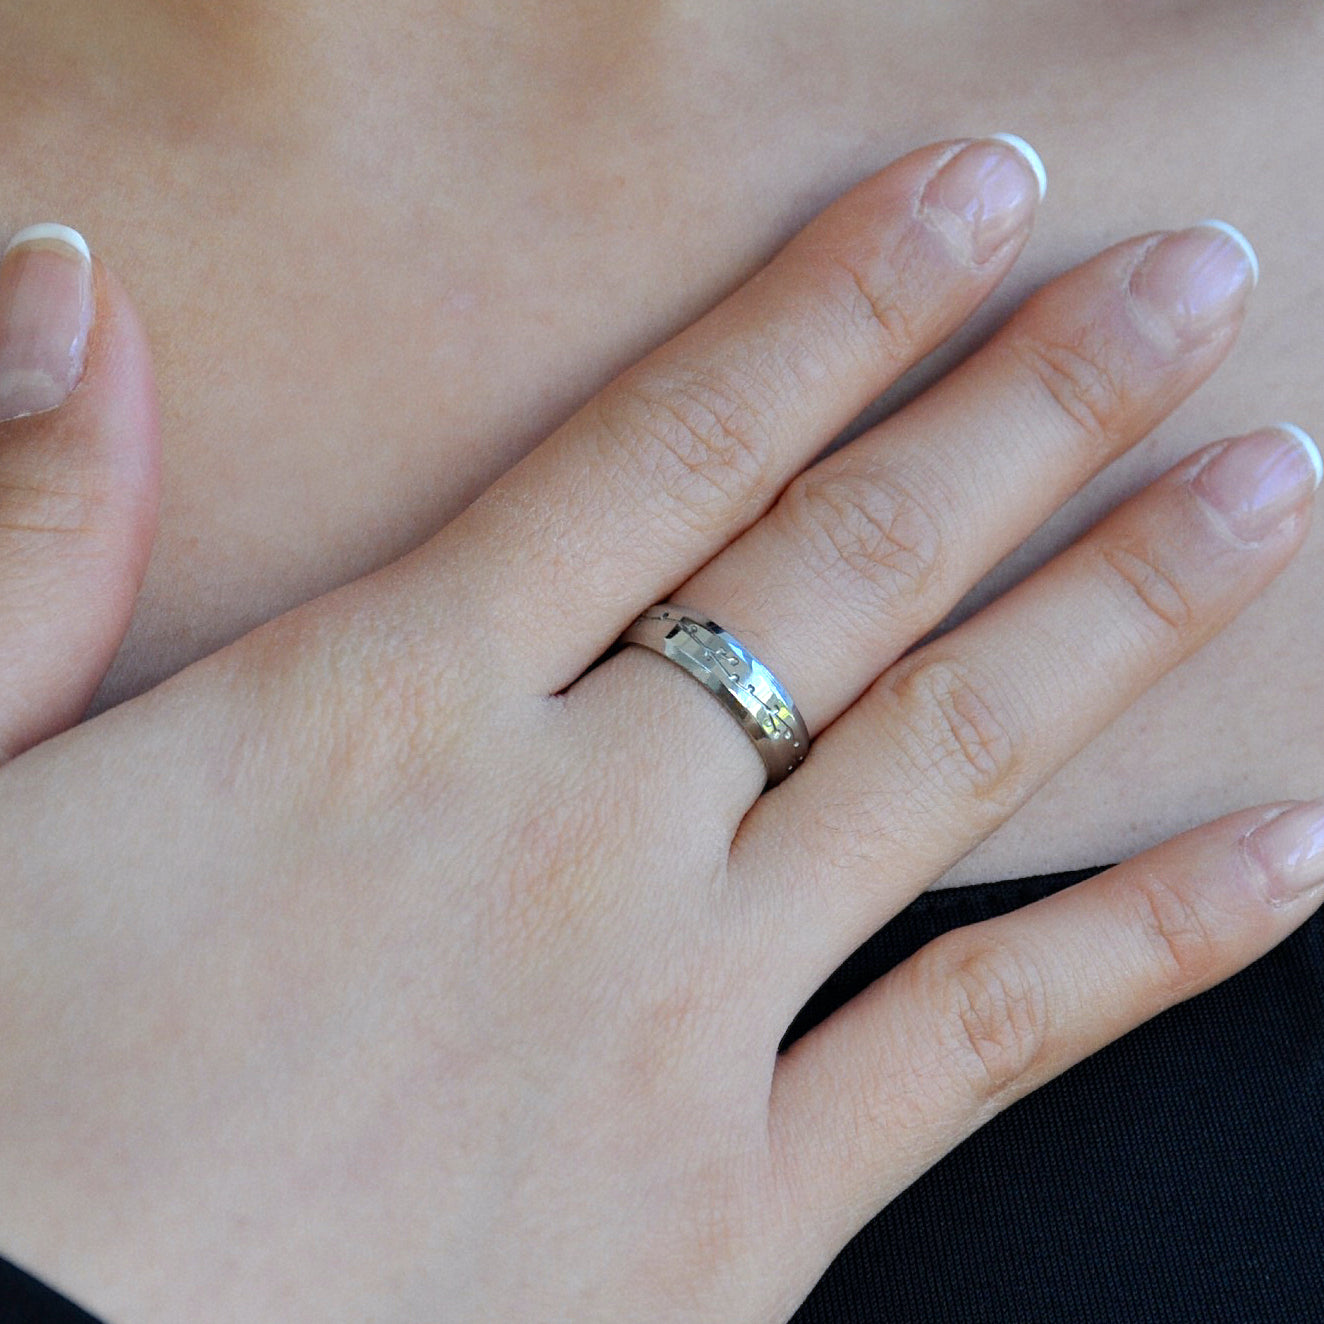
[676,221,1257,737]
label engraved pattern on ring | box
[623,606,810,786]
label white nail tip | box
[1271,422,1323,490]
[988,133,1048,202]
[1193,219,1258,288]
[3,223,91,262]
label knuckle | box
[257,614,464,806]
[820,249,918,366]
[595,368,779,533]
[363,651,458,774]
[925,933,1051,1102]
[1097,541,1194,641]
[885,658,1023,807]
[775,466,943,610]
[339,634,454,776]
[495,776,609,955]
[1005,329,1128,455]
[798,787,898,882]
[1127,868,1224,997]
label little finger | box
[766,797,1324,1271]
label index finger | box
[428,136,1045,692]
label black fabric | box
[3,865,1322,1322]
[0,1256,99,1324]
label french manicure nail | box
[920,136,1045,265]
[1246,798,1324,903]
[1191,424,1322,541]
[1128,221,1257,353]
[0,223,94,423]
[987,133,1048,201]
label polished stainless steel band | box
[621,605,810,787]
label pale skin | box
[2,125,1324,1324]
[3,0,1324,1317]
[2,1,1321,887]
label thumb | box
[0,224,160,762]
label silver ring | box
[621,605,809,787]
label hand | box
[0,225,158,759]
[2,139,1320,1323]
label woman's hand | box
[1,139,1320,1323]
[0,225,159,759]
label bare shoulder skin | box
[2,0,1319,885]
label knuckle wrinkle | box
[780,468,941,607]
[1129,870,1222,997]
[0,479,96,537]
[933,936,1050,1101]
[595,372,776,532]
[1007,331,1126,454]
[890,660,1020,803]
[823,251,916,362]
[1099,543,1193,638]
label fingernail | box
[986,134,1048,201]
[921,136,1044,265]
[0,224,94,423]
[1128,221,1257,353]
[1191,424,1322,541]
[1246,798,1324,903]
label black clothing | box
[4,865,1322,1322]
